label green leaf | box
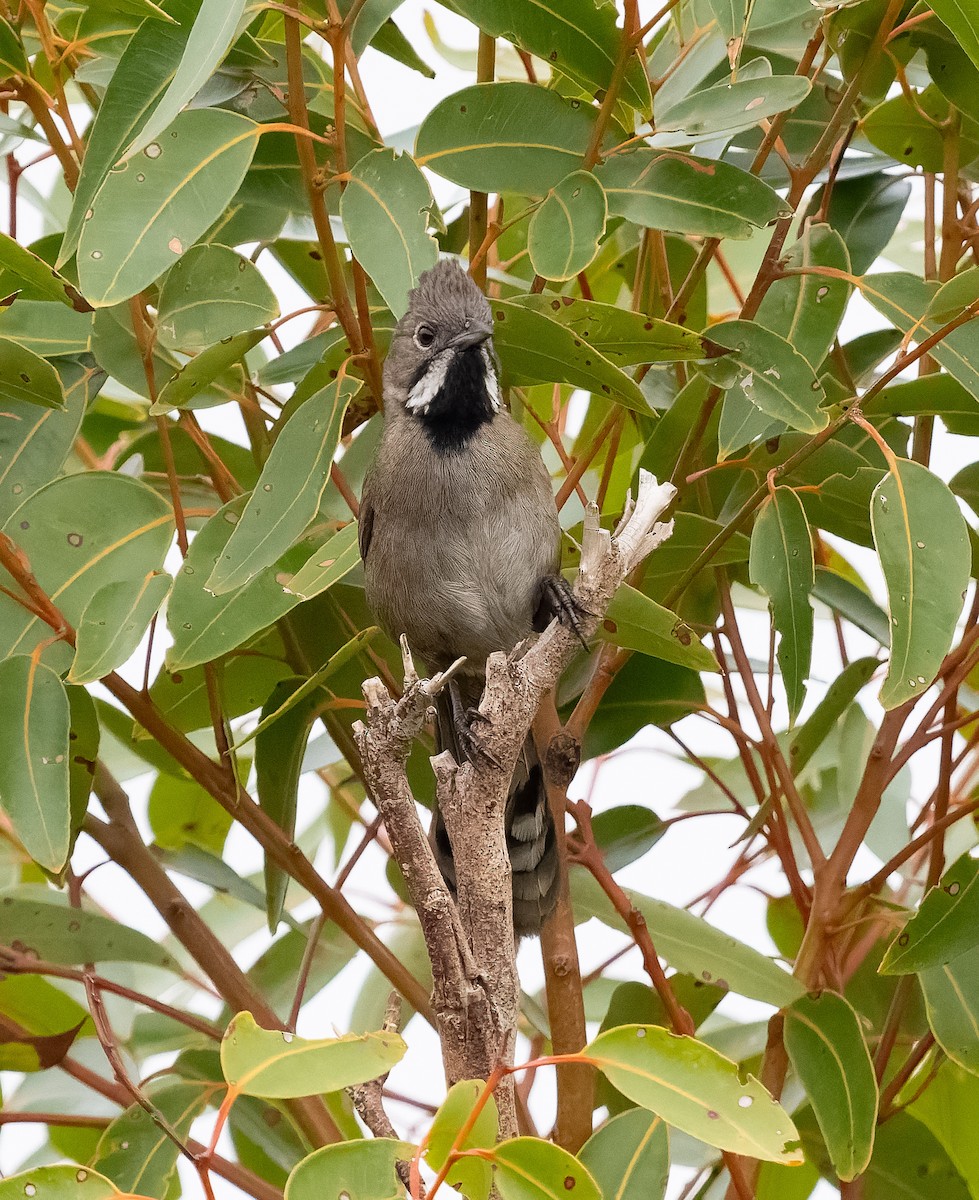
[0,337,66,410]
[0,473,174,670]
[812,569,890,646]
[0,232,89,310]
[492,299,647,411]
[864,1112,971,1200]
[221,1010,407,1098]
[255,678,327,931]
[148,772,233,856]
[0,302,93,357]
[489,1138,601,1200]
[0,18,28,77]
[511,295,704,365]
[909,1062,979,1194]
[528,170,607,282]
[450,0,649,110]
[78,109,259,307]
[60,13,192,266]
[580,1110,668,1200]
[596,149,790,239]
[749,486,815,722]
[788,655,879,776]
[920,945,979,1074]
[157,243,279,351]
[416,82,598,195]
[151,327,265,413]
[591,805,666,872]
[340,149,438,319]
[126,0,249,159]
[754,223,852,368]
[871,458,970,709]
[285,1139,416,1200]
[277,521,362,602]
[602,584,719,671]
[0,656,70,872]
[0,361,89,522]
[572,870,804,1005]
[206,379,357,595]
[66,685,99,860]
[708,320,828,433]
[926,267,979,323]
[0,1167,121,1200]
[657,74,810,139]
[0,892,182,970]
[585,1024,801,1163]
[68,571,171,684]
[783,991,878,1180]
[814,171,910,275]
[580,656,705,759]
[862,273,979,400]
[882,851,979,974]
[426,1080,499,1200]
[92,1079,216,1196]
[167,496,305,670]
[864,85,979,173]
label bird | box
[359,258,585,936]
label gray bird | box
[359,259,583,935]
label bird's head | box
[383,260,501,443]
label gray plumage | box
[360,260,562,935]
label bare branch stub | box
[354,470,677,1138]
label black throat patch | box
[414,346,495,453]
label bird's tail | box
[432,693,560,936]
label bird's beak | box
[450,321,494,349]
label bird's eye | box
[414,323,436,349]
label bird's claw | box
[448,680,502,768]
[535,574,592,651]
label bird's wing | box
[358,493,375,561]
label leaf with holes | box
[882,851,979,974]
[584,1025,801,1163]
[279,521,362,602]
[709,321,827,433]
[579,1110,669,1200]
[749,487,815,723]
[151,328,265,413]
[784,991,878,1180]
[0,657,70,872]
[206,379,358,595]
[285,1139,416,1200]
[92,1079,216,1197]
[124,0,248,159]
[0,1167,122,1200]
[416,83,598,195]
[68,571,171,684]
[489,1138,601,1200]
[871,459,970,709]
[0,359,90,522]
[528,171,607,282]
[341,148,438,318]
[602,584,719,671]
[78,109,259,307]
[656,74,810,139]
[0,338,65,410]
[0,232,89,310]
[221,1010,406,1099]
[596,149,790,240]
[157,243,278,351]
[0,473,174,673]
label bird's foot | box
[535,574,592,650]
[447,679,502,768]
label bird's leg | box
[447,679,502,768]
[534,574,591,650]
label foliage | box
[1,0,979,1197]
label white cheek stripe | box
[406,350,452,415]
[481,346,501,412]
